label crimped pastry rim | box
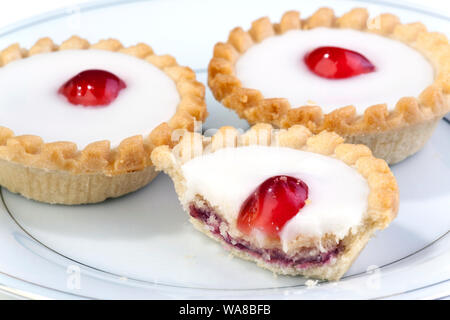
[0,36,208,175]
[151,123,399,236]
[207,7,450,136]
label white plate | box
[0,0,449,300]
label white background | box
[0,0,448,300]
[0,0,449,29]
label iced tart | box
[0,36,207,204]
[208,8,450,164]
[151,124,399,280]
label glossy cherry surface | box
[237,175,309,238]
[59,69,126,106]
[304,46,375,79]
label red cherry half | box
[304,46,375,79]
[237,175,309,238]
[59,69,126,106]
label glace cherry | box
[237,175,309,238]
[304,46,375,79]
[59,69,126,106]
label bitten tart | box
[0,36,207,204]
[208,8,450,164]
[151,124,399,280]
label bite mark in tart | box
[0,36,207,204]
[208,7,450,164]
[151,124,399,280]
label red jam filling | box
[59,69,126,106]
[189,203,342,269]
[237,175,308,238]
[304,46,375,79]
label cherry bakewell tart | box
[151,124,399,280]
[0,36,207,204]
[208,8,450,164]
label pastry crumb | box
[305,279,318,287]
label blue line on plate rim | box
[372,278,450,300]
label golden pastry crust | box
[0,36,208,176]
[151,124,399,280]
[208,8,450,163]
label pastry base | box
[344,117,440,164]
[0,159,158,205]
[190,215,375,281]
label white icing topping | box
[0,50,180,148]
[181,146,369,248]
[235,28,434,114]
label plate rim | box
[2,187,449,293]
